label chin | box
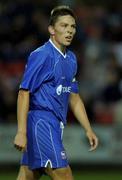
[64,42,71,46]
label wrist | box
[17,130,26,135]
[85,127,93,133]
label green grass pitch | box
[0,170,122,180]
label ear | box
[48,25,55,36]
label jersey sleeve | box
[71,77,79,93]
[71,53,79,93]
[19,50,51,93]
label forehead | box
[55,15,76,24]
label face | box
[49,15,76,51]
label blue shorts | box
[21,110,68,170]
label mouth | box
[65,36,72,41]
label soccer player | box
[14,5,98,180]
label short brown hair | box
[49,5,75,26]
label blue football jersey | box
[20,39,78,124]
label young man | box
[14,5,98,180]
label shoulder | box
[67,50,78,75]
[67,50,77,63]
[30,42,50,59]
[27,42,52,65]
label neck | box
[50,36,66,54]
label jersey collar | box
[49,39,67,58]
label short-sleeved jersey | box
[20,39,78,124]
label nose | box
[67,28,73,34]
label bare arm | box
[14,89,30,151]
[69,93,98,151]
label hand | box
[86,130,98,151]
[14,132,27,152]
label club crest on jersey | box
[56,85,71,95]
[61,151,67,159]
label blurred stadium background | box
[0,0,122,179]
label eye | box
[61,24,68,28]
[72,24,76,29]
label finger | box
[89,144,96,151]
[89,138,98,151]
[89,137,94,147]
[14,144,22,151]
[14,144,25,151]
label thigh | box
[17,166,40,180]
[45,165,74,180]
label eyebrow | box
[60,22,76,26]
